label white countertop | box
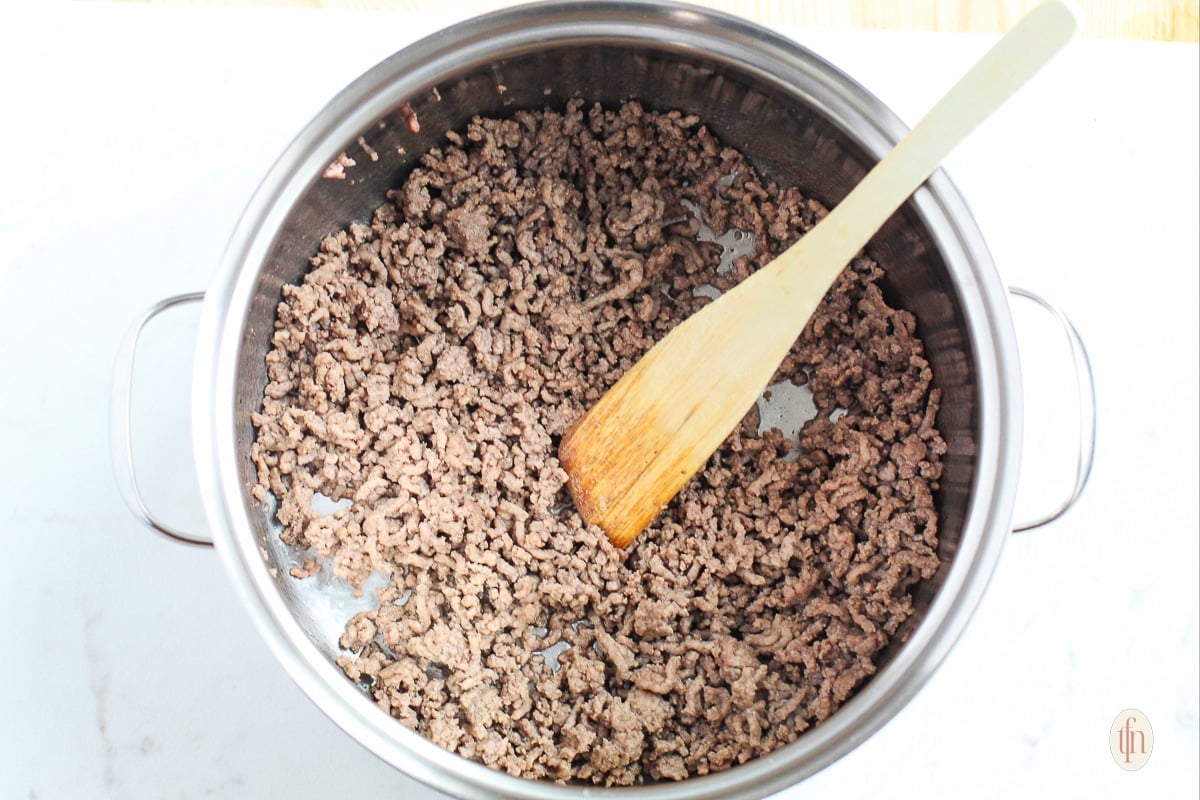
[1,3,1196,798]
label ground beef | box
[250,99,947,786]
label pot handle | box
[110,291,214,548]
[1008,286,1097,533]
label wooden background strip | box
[111,0,1200,41]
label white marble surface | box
[1,3,1196,798]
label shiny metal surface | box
[190,2,1024,797]
[1007,286,1097,533]
[111,291,213,547]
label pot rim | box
[192,2,1021,798]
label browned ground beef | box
[250,99,946,786]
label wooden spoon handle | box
[771,0,1081,313]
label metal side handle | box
[110,291,213,547]
[1008,286,1097,533]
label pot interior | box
[225,7,987,785]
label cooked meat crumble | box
[250,99,946,785]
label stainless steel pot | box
[113,2,1095,798]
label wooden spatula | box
[559,0,1079,548]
